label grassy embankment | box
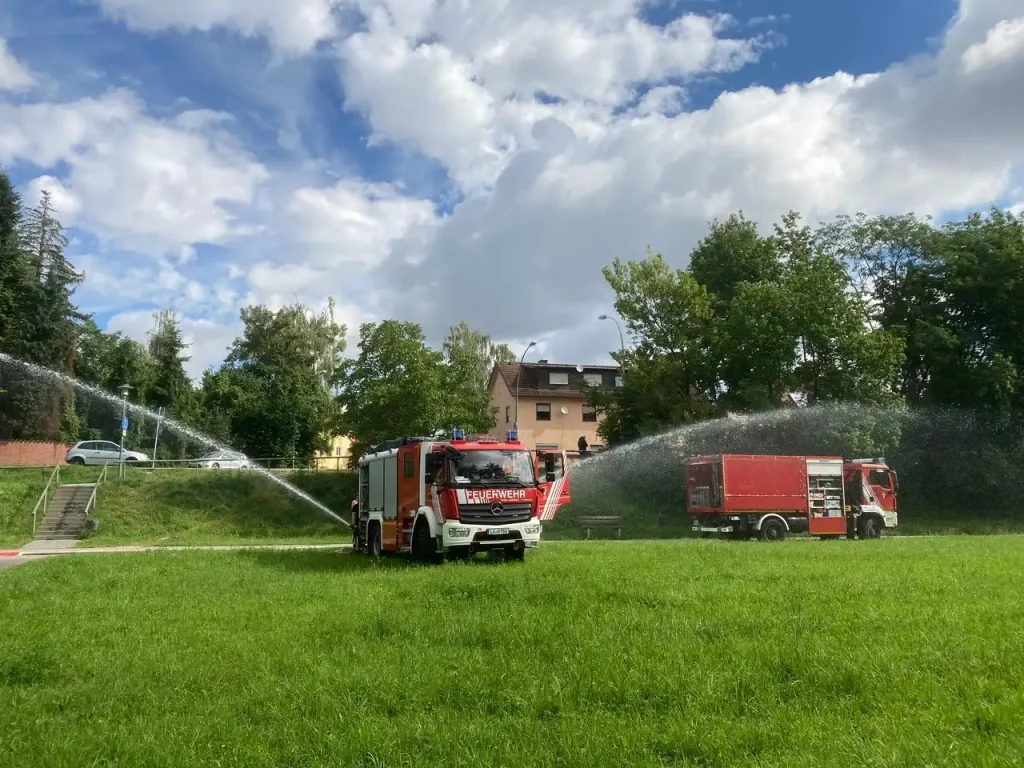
[0,467,355,548]
[2,537,1024,766]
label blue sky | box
[1,0,1022,377]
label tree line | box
[0,169,514,462]
[591,208,1024,511]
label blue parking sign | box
[121,416,128,431]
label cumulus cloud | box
[357,0,1024,351]
[91,0,338,55]
[338,1,772,188]
[0,89,267,254]
[0,37,35,92]
[286,180,436,266]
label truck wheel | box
[370,524,383,558]
[859,517,882,540]
[412,518,442,564]
[505,545,526,562]
[759,518,786,542]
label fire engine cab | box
[351,431,570,562]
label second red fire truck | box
[351,430,570,561]
[686,454,899,541]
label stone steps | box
[37,484,96,540]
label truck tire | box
[412,518,442,564]
[759,518,786,542]
[505,545,526,562]
[370,524,383,558]
[859,516,882,540]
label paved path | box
[1,542,352,570]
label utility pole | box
[152,407,164,469]
[117,384,131,479]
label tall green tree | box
[205,303,346,459]
[594,249,715,444]
[0,187,82,440]
[689,212,780,309]
[778,212,904,406]
[442,322,514,433]
[338,321,448,459]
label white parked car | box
[66,441,150,465]
[190,451,252,470]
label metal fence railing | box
[30,464,61,535]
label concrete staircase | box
[36,484,96,541]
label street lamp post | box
[117,384,131,479]
[598,314,627,374]
[514,341,537,431]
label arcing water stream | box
[0,352,348,526]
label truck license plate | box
[487,528,510,536]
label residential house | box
[314,434,353,470]
[487,361,623,452]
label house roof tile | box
[491,362,620,400]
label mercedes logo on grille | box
[490,501,505,516]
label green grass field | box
[3,538,1024,766]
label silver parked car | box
[66,441,150,465]
[190,451,252,470]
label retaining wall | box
[0,441,71,467]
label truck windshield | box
[451,450,535,486]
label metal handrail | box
[84,462,109,519]
[30,464,61,535]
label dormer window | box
[549,372,569,385]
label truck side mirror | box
[546,472,556,482]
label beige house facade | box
[487,361,622,452]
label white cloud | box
[0,89,268,254]
[338,1,772,188]
[91,0,338,55]
[365,0,1024,353]
[24,176,83,220]
[0,37,35,92]
[286,179,436,266]
[961,16,1024,72]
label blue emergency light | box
[452,429,466,441]
[507,429,518,442]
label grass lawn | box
[3,538,1024,766]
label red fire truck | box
[351,431,570,561]
[686,454,898,541]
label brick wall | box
[0,441,72,467]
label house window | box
[536,403,551,421]
[505,405,510,424]
[583,405,597,422]
[335,446,343,456]
[614,376,624,387]
[549,372,568,385]
[583,373,603,387]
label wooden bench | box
[579,516,624,540]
